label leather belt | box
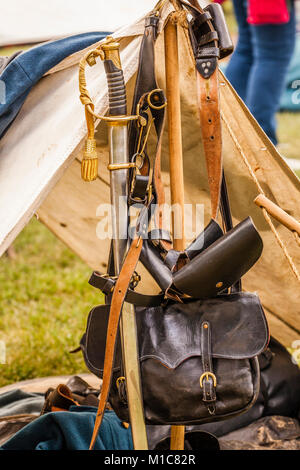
[196,68,222,220]
[128,13,171,251]
[89,232,145,449]
[187,0,223,221]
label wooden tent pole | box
[254,194,300,236]
[164,14,186,451]
[164,17,185,251]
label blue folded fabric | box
[0,31,110,139]
[1,406,133,450]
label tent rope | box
[294,231,300,247]
[262,208,300,282]
[221,111,300,283]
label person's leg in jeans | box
[225,0,253,101]
[226,0,296,145]
[246,2,296,145]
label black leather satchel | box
[80,288,269,425]
[80,173,268,427]
[145,336,300,450]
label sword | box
[101,39,148,450]
[79,36,148,450]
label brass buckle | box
[116,376,126,389]
[199,372,217,388]
[147,88,167,110]
[130,271,141,289]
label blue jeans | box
[225,0,296,145]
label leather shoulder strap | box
[187,2,222,220]
[89,235,144,450]
[128,13,171,250]
[129,14,160,157]
[196,68,222,220]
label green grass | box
[222,2,239,36]
[277,112,300,179]
[0,45,32,58]
[0,43,104,387]
[0,218,103,388]
[277,112,300,160]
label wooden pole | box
[254,194,300,236]
[164,14,186,451]
[164,17,185,251]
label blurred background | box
[221,0,300,168]
[0,0,299,387]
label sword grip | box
[102,40,127,116]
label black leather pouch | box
[186,218,224,260]
[139,217,262,300]
[171,217,262,299]
[203,3,234,59]
[80,291,269,426]
[145,336,300,447]
[139,218,224,291]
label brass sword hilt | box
[79,37,139,181]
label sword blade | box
[102,39,148,450]
[108,124,129,271]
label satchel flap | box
[136,293,269,369]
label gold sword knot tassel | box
[79,38,114,182]
[81,137,98,182]
[79,47,104,182]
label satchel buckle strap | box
[200,372,217,388]
[116,376,126,389]
[116,377,127,406]
[200,321,217,414]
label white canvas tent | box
[0,0,299,348]
[0,0,156,46]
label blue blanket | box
[0,388,44,417]
[0,31,109,139]
[1,406,133,450]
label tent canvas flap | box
[0,0,157,46]
[0,23,153,254]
